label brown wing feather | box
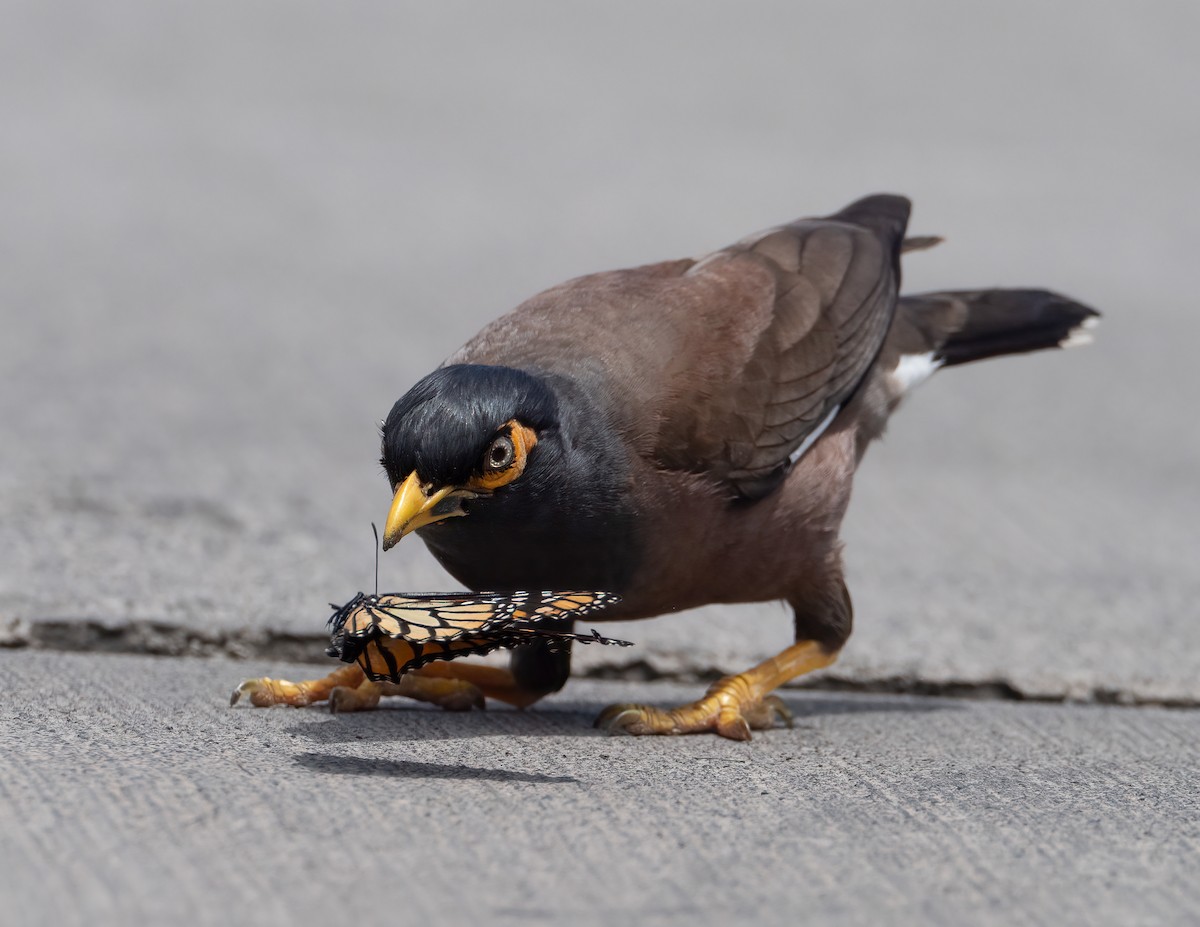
[651,195,908,496]
[450,195,910,499]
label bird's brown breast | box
[601,425,860,622]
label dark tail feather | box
[900,289,1099,367]
[831,194,912,242]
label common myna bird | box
[238,194,1097,738]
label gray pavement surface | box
[2,651,1198,927]
[2,3,1199,925]
[2,1,1198,703]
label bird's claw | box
[595,686,793,741]
[230,677,312,708]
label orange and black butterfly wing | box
[326,590,628,683]
[327,592,524,680]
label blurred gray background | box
[2,0,1197,700]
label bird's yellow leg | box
[412,662,550,709]
[327,673,487,713]
[596,640,838,741]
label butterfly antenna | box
[371,522,380,596]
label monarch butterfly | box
[325,590,631,683]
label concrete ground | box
[3,651,1199,927]
[1,1,1198,924]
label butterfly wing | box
[326,590,628,682]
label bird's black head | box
[378,363,636,591]
[382,365,558,489]
[379,365,559,547]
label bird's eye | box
[483,434,515,472]
[466,420,537,492]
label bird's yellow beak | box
[382,470,465,550]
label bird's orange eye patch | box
[467,420,537,492]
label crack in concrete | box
[1,617,324,664]
[5,617,1197,709]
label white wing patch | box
[890,351,943,394]
[787,404,841,467]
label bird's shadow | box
[291,751,579,783]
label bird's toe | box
[229,665,367,709]
[328,680,382,714]
[230,677,311,708]
[595,690,793,741]
[742,694,794,731]
[594,703,666,735]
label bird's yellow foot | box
[230,664,485,713]
[594,639,837,741]
[231,664,366,708]
[595,678,794,741]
